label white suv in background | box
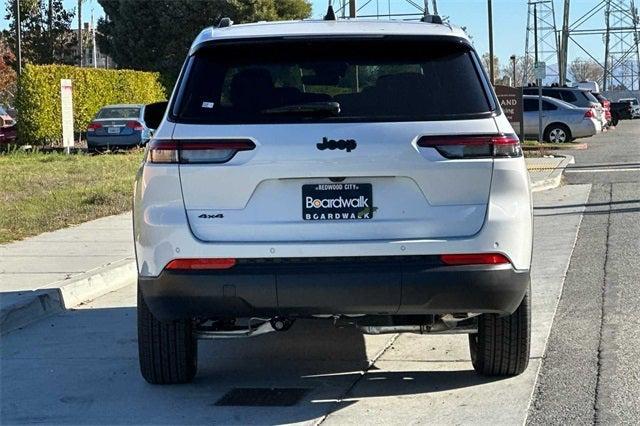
[134,18,533,384]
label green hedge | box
[16,64,166,145]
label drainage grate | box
[215,388,309,407]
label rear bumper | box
[87,134,145,147]
[139,257,530,321]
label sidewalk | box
[526,155,574,192]
[0,214,135,334]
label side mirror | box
[143,101,168,130]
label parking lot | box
[8,119,640,423]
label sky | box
[1,0,608,65]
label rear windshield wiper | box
[261,101,341,116]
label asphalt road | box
[528,119,640,425]
[1,120,638,424]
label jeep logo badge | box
[317,137,357,152]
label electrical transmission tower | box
[604,1,640,90]
[525,0,561,85]
[559,0,640,93]
[331,0,438,20]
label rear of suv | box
[134,19,533,384]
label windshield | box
[173,38,493,124]
[0,107,7,115]
[96,107,141,119]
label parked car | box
[86,104,153,151]
[618,97,640,118]
[134,18,533,384]
[0,106,16,145]
[592,93,612,126]
[523,95,600,142]
[0,106,15,127]
[523,86,606,129]
[610,101,634,125]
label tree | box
[569,58,603,86]
[500,55,535,87]
[481,52,499,81]
[96,0,312,88]
[0,35,17,104]
[2,0,76,67]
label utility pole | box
[349,0,356,18]
[559,0,570,85]
[488,0,495,85]
[511,54,517,86]
[78,0,82,67]
[48,0,53,60]
[16,0,22,75]
[535,5,543,143]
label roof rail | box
[218,17,233,28]
[421,14,443,24]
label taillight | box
[146,139,256,164]
[584,109,595,118]
[87,122,102,132]
[165,258,237,270]
[417,134,522,159]
[440,253,511,266]
[126,120,144,131]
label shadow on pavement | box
[1,305,501,424]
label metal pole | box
[511,55,517,87]
[535,5,543,143]
[16,0,22,75]
[488,0,495,85]
[560,0,570,85]
[349,0,356,18]
[603,0,611,91]
[432,0,438,15]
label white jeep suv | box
[134,18,533,384]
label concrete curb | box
[1,258,136,335]
[531,155,574,193]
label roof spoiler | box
[421,14,443,24]
[324,5,337,21]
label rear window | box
[97,107,141,119]
[580,91,599,103]
[172,38,494,124]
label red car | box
[0,106,17,145]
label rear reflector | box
[417,134,522,159]
[147,139,256,164]
[440,253,511,266]
[165,258,237,270]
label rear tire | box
[544,124,572,143]
[468,285,530,376]
[137,287,197,384]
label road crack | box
[315,333,400,425]
[593,183,613,424]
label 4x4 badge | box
[317,137,357,152]
[198,213,224,219]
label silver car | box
[523,95,601,143]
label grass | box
[522,140,585,158]
[0,149,144,244]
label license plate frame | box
[107,127,120,134]
[302,183,373,221]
